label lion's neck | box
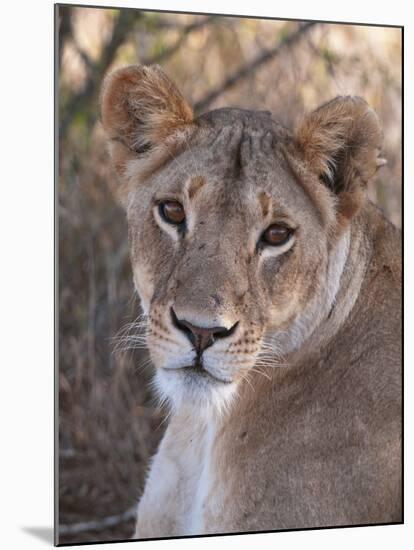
[274,220,369,359]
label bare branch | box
[59,505,137,536]
[59,14,217,140]
[142,16,216,65]
[194,22,317,114]
[60,11,140,139]
[57,7,72,67]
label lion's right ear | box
[295,96,386,224]
[100,65,193,205]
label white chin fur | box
[153,368,238,416]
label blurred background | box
[57,4,402,544]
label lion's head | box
[101,65,385,413]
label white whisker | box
[249,367,272,380]
[111,313,149,355]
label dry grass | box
[58,124,168,543]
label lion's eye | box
[159,201,186,225]
[261,224,293,246]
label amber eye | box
[261,224,293,246]
[159,201,186,225]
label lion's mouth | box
[162,362,233,384]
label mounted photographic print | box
[56,3,403,545]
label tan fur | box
[295,96,385,186]
[295,96,386,232]
[101,64,193,152]
[187,175,206,199]
[101,64,195,204]
[100,66,401,538]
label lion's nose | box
[171,308,238,354]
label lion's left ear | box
[295,96,386,221]
[100,64,194,205]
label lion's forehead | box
[192,109,290,170]
[154,125,310,218]
[196,107,288,132]
[137,109,322,225]
[156,111,295,193]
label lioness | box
[100,65,401,537]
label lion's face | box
[127,112,334,411]
[101,66,383,412]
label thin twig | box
[57,6,72,67]
[60,10,140,138]
[194,21,317,113]
[59,505,137,535]
[142,16,216,65]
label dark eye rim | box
[158,200,186,226]
[260,224,295,247]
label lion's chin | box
[162,363,233,384]
[153,366,238,415]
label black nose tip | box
[171,308,238,354]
